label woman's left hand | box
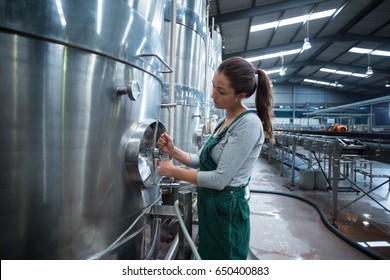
[157,159,176,177]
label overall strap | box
[217,110,258,139]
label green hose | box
[174,200,202,260]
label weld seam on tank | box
[250,189,387,260]
[0,26,165,83]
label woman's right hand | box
[157,132,175,155]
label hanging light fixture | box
[279,55,286,76]
[385,81,390,88]
[366,53,373,75]
[302,20,311,51]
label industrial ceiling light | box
[366,66,373,76]
[385,81,390,88]
[366,53,373,76]
[302,38,311,50]
[303,78,343,88]
[279,55,286,76]
[302,21,311,51]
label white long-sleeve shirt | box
[188,112,264,190]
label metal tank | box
[0,0,170,259]
[161,0,207,153]
[205,22,224,132]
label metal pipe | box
[88,196,162,259]
[168,0,176,135]
[291,135,297,186]
[331,141,340,223]
[204,2,211,124]
[368,104,373,133]
[305,95,390,116]
[164,233,179,260]
[178,190,193,260]
[293,85,296,120]
[144,218,160,260]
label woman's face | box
[211,71,241,110]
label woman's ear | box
[238,92,246,100]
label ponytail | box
[255,69,275,145]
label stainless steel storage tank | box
[161,0,207,153]
[0,0,169,259]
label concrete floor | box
[248,156,390,260]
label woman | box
[157,56,274,259]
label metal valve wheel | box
[124,119,166,188]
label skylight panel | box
[349,47,390,56]
[279,15,308,26]
[349,47,371,54]
[246,48,301,62]
[372,50,390,56]
[309,9,336,20]
[250,8,337,32]
[320,68,369,78]
[250,21,278,32]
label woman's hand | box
[157,132,175,155]
[157,159,176,177]
[158,159,198,185]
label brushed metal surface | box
[0,0,166,259]
[161,0,206,153]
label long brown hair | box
[217,56,275,144]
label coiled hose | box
[250,189,386,260]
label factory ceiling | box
[209,0,390,97]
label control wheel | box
[124,120,166,188]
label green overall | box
[197,110,256,260]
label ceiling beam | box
[211,0,327,25]
[272,74,387,94]
[306,60,389,75]
[223,34,390,59]
[268,59,389,75]
[304,95,390,115]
